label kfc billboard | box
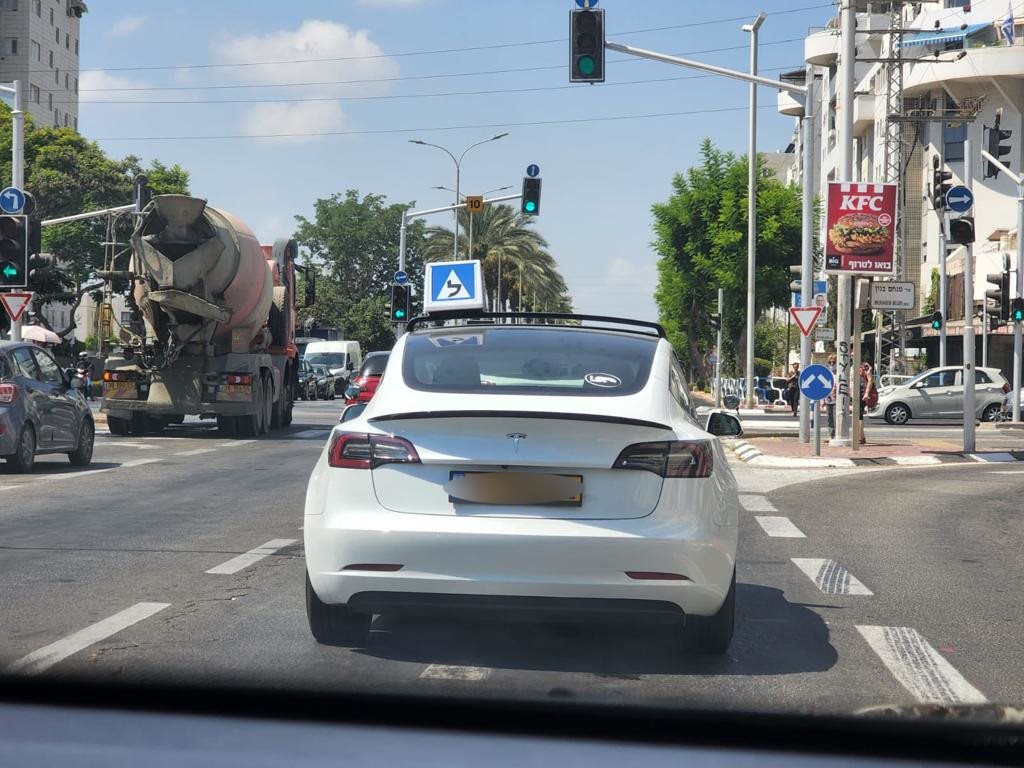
[824,182,897,275]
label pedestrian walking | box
[860,362,878,445]
[825,354,837,438]
[785,362,800,417]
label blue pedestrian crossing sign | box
[424,259,484,313]
[799,364,835,402]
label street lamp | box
[741,12,766,409]
[409,133,509,259]
[432,185,513,262]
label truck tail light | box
[613,440,713,478]
[225,374,252,385]
[0,382,18,404]
[328,432,420,470]
[103,371,140,382]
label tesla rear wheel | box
[305,572,370,647]
[884,403,911,425]
[685,570,735,655]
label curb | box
[726,440,1024,469]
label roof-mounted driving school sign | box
[824,182,897,276]
[423,259,485,313]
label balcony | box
[805,29,840,66]
[853,93,876,132]
[904,43,1024,94]
[777,89,805,117]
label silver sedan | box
[868,366,1008,425]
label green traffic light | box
[1,262,18,279]
[577,55,596,77]
[394,309,406,319]
[524,201,537,213]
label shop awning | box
[897,23,990,49]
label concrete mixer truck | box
[100,195,313,437]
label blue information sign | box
[0,186,26,214]
[526,164,541,178]
[799,364,835,402]
[945,185,974,213]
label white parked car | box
[869,365,1009,425]
[304,315,743,654]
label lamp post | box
[741,12,766,408]
[410,133,509,259]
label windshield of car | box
[359,354,389,377]
[305,352,347,368]
[402,328,656,395]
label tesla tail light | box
[328,432,420,469]
[0,382,17,404]
[613,440,713,478]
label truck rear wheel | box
[217,415,237,437]
[108,416,131,436]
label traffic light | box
[930,311,943,331]
[570,8,605,83]
[932,155,953,210]
[709,313,721,331]
[985,255,1011,326]
[789,265,802,294]
[521,176,541,216]
[948,216,975,245]
[389,283,410,322]
[1011,297,1024,323]
[985,109,1012,179]
[0,215,29,288]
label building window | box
[74,38,78,55]
[65,32,69,49]
[54,67,59,84]
[55,27,59,44]
[73,117,77,130]
[4,39,16,55]
[945,0,970,7]
[74,76,77,93]
[48,5,52,23]
[2,0,19,11]
[64,73,68,89]
[33,0,39,15]
[30,84,40,103]
[63,113,68,126]
[47,92,52,109]
[31,39,40,61]
[944,97,967,161]
[53,109,59,126]
[48,50,53,67]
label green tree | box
[294,190,427,345]
[652,139,804,381]
[922,267,939,314]
[424,205,572,312]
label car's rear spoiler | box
[367,410,673,431]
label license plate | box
[217,384,252,402]
[447,471,583,507]
[103,381,137,399]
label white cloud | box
[109,15,147,36]
[240,101,346,143]
[215,19,399,141]
[605,257,657,290]
[78,70,151,103]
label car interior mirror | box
[706,410,742,438]
[723,394,741,411]
[340,403,368,423]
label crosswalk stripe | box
[755,516,806,538]
[791,558,872,595]
[205,539,297,575]
[738,494,777,512]
[419,664,490,681]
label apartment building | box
[0,0,87,129]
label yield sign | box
[1,292,33,322]
[789,305,822,337]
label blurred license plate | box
[218,384,252,402]
[104,381,137,399]
[448,471,583,507]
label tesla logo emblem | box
[506,433,527,452]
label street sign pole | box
[1,79,25,341]
[799,363,834,457]
[798,65,816,444]
[963,138,976,453]
[939,214,948,367]
[715,287,723,407]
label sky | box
[76,0,834,321]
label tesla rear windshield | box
[402,327,657,395]
[360,354,389,377]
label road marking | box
[987,469,1024,474]
[738,493,777,512]
[99,442,161,450]
[44,467,117,482]
[968,452,1017,463]
[893,455,941,466]
[755,516,806,538]
[173,448,217,457]
[5,602,170,676]
[205,538,297,575]
[856,625,987,705]
[122,458,163,467]
[419,664,490,681]
[291,429,331,439]
[791,558,872,595]
[218,440,256,448]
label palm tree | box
[424,204,572,312]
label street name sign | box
[945,185,974,214]
[824,182,897,275]
[0,186,26,214]
[789,306,823,337]
[1,291,33,322]
[424,259,484,313]
[799,363,834,401]
[465,195,484,214]
[815,327,836,342]
[870,281,915,311]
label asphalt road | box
[1,400,1021,716]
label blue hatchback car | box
[0,341,94,473]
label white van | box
[304,341,363,388]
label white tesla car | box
[304,315,743,654]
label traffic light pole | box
[1,79,25,341]
[981,147,1024,422]
[963,138,976,453]
[716,287,723,407]
[939,220,948,367]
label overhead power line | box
[94,103,782,142]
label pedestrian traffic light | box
[521,177,541,216]
[570,8,605,84]
[1011,297,1024,323]
[948,216,975,245]
[930,311,943,331]
[932,155,954,210]
[390,283,410,322]
[985,109,1012,179]
[0,215,29,288]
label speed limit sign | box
[465,195,484,214]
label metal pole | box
[397,216,408,335]
[743,14,764,408]
[982,299,988,367]
[814,397,821,456]
[852,278,865,451]
[468,211,473,261]
[798,65,816,443]
[716,287,723,407]
[1014,182,1024,422]
[453,163,461,259]
[939,218,948,366]
[497,251,502,311]
[7,80,25,342]
[963,137,976,453]
[832,0,855,447]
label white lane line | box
[893,455,941,466]
[755,516,806,538]
[205,538,297,575]
[173,448,217,457]
[791,558,873,595]
[419,664,490,681]
[738,493,777,512]
[290,429,331,439]
[5,602,170,676]
[44,467,117,482]
[217,440,256,448]
[987,469,1024,474]
[122,458,163,468]
[856,625,987,705]
[98,442,161,450]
